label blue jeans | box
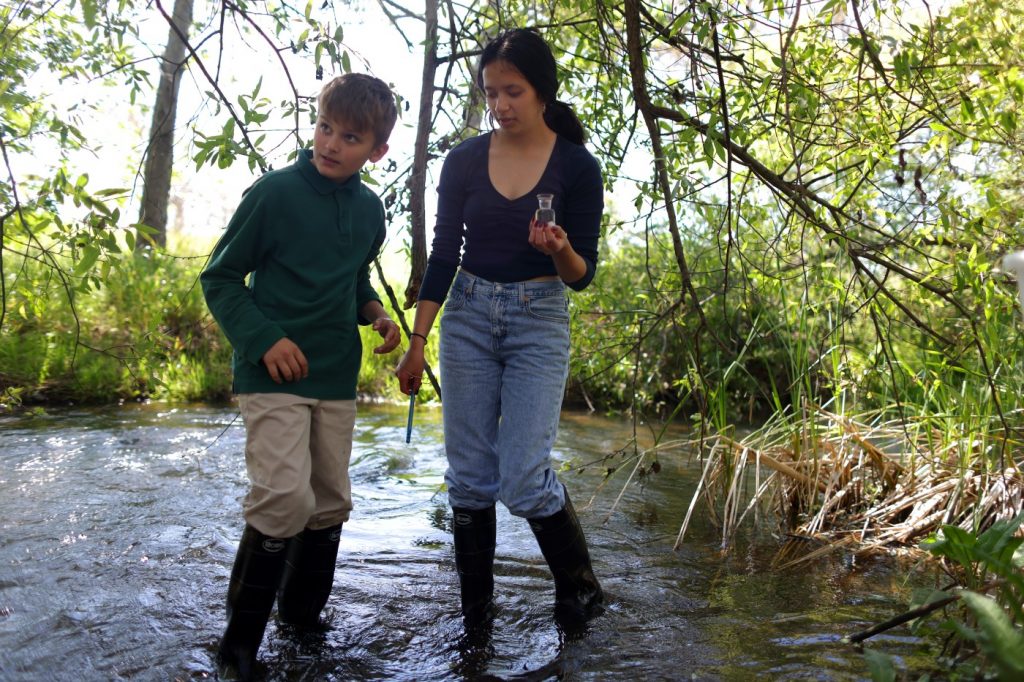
[439,270,570,519]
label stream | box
[0,402,940,680]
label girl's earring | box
[487,110,496,129]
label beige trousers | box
[237,393,356,538]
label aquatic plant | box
[855,512,1024,680]
[668,402,1022,556]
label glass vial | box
[535,193,556,227]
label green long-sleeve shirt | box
[201,150,385,399]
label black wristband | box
[409,332,428,344]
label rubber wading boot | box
[277,522,343,628]
[528,487,604,624]
[451,505,496,626]
[216,524,289,681]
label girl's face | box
[312,114,388,183]
[481,60,547,136]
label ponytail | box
[544,100,585,145]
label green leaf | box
[702,134,715,168]
[960,591,1024,680]
[81,0,97,28]
[922,525,977,576]
[999,110,1016,133]
[72,245,100,276]
[862,649,896,682]
[960,94,975,119]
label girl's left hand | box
[529,220,568,255]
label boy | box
[200,73,401,680]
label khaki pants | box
[237,393,356,538]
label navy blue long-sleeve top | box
[418,132,604,304]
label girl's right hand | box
[395,346,425,395]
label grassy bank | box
[0,247,433,407]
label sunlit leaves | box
[80,0,99,28]
[190,78,274,172]
[959,592,1024,680]
[72,245,101,277]
[2,2,146,263]
[5,0,1024,431]
[913,515,1024,678]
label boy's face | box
[312,114,388,183]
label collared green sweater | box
[200,150,385,400]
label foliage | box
[3,0,1023,526]
[863,513,1024,681]
[0,246,414,405]
[7,0,1024,424]
[0,248,231,405]
[6,5,1024,679]
[2,0,407,404]
[922,513,1024,675]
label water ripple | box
[0,403,943,680]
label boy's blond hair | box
[317,73,398,147]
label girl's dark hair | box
[477,28,586,145]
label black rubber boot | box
[451,505,496,626]
[216,524,289,681]
[277,522,343,628]
[529,487,604,624]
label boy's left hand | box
[371,317,401,354]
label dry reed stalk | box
[673,446,719,549]
[879,479,951,525]
[721,445,750,545]
[872,507,949,545]
[815,404,904,486]
[717,435,827,492]
[734,470,777,532]
[601,450,647,524]
[774,534,858,569]
[974,469,1023,523]
[860,477,959,522]
[805,474,862,535]
[669,409,1022,556]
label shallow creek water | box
[0,402,940,680]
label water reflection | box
[0,403,940,680]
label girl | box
[395,27,604,627]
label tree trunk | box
[138,0,193,249]
[403,0,489,306]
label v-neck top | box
[418,132,604,303]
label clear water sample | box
[535,193,556,227]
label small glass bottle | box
[535,193,556,227]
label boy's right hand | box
[262,338,309,384]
